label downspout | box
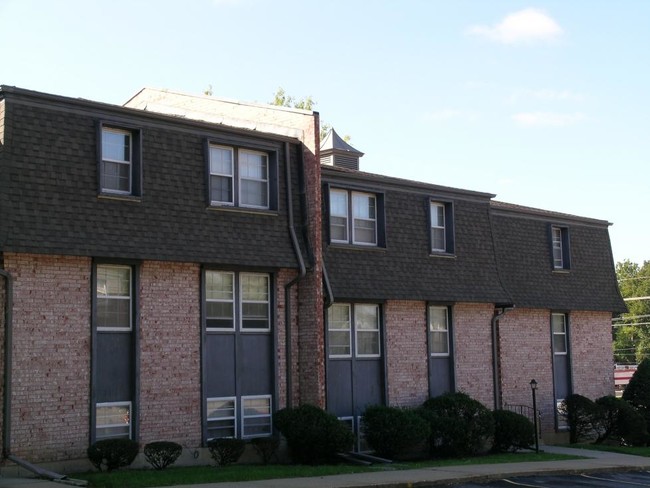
[492,306,514,411]
[1,268,13,459]
[284,142,307,409]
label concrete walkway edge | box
[2,446,650,488]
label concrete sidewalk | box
[2,446,650,488]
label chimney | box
[320,128,364,171]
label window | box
[328,304,351,357]
[430,201,454,254]
[550,225,570,270]
[428,306,450,356]
[96,402,131,440]
[205,271,235,330]
[209,144,270,209]
[552,313,568,354]
[241,396,272,438]
[241,274,270,331]
[205,271,270,332]
[328,188,384,246]
[100,125,141,196]
[327,303,380,358]
[329,189,349,242]
[207,397,237,439]
[355,304,380,357]
[96,265,132,331]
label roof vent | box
[320,128,363,170]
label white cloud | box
[423,109,480,122]
[466,8,563,44]
[508,89,586,104]
[512,112,587,127]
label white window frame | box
[327,303,352,358]
[96,264,132,332]
[96,401,132,440]
[241,395,272,438]
[430,202,446,252]
[209,145,235,206]
[552,226,564,269]
[101,127,132,195]
[207,396,237,440]
[354,304,381,358]
[428,305,450,357]
[205,271,236,332]
[351,192,377,246]
[240,273,271,332]
[552,313,568,355]
[238,149,269,209]
[329,189,350,244]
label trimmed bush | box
[420,392,494,457]
[207,438,246,466]
[594,395,648,446]
[623,358,650,432]
[559,394,597,444]
[87,438,139,472]
[492,410,535,453]
[143,441,182,470]
[361,405,430,459]
[251,436,280,464]
[274,404,354,464]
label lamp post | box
[530,379,539,453]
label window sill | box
[552,269,571,274]
[327,243,387,252]
[98,193,142,203]
[207,205,278,217]
[429,251,456,259]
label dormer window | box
[429,201,455,255]
[551,225,571,270]
[328,188,384,247]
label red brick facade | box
[454,303,496,407]
[138,261,201,446]
[385,301,428,407]
[3,253,91,462]
[570,310,614,399]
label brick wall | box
[296,112,325,408]
[138,261,201,446]
[570,310,614,399]
[453,303,495,407]
[385,300,428,407]
[4,253,91,462]
[498,308,556,433]
[275,268,299,409]
[0,262,5,450]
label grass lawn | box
[568,443,650,457]
[73,452,580,488]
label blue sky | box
[2,0,648,264]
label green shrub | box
[251,436,280,464]
[492,410,535,453]
[143,441,182,470]
[623,358,650,432]
[87,438,139,472]
[207,438,246,466]
[559,394,597,443]
[274,404,354,464]
[361,405,430,459]
[420,392,494,457]
[594,395,648,446]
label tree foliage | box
[270,87,350,143]
[614,260,650,363]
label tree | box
[270,87,350,142]
[614,260,650,363]
[623,358,650,433]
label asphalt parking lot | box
[451,470,650,487]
